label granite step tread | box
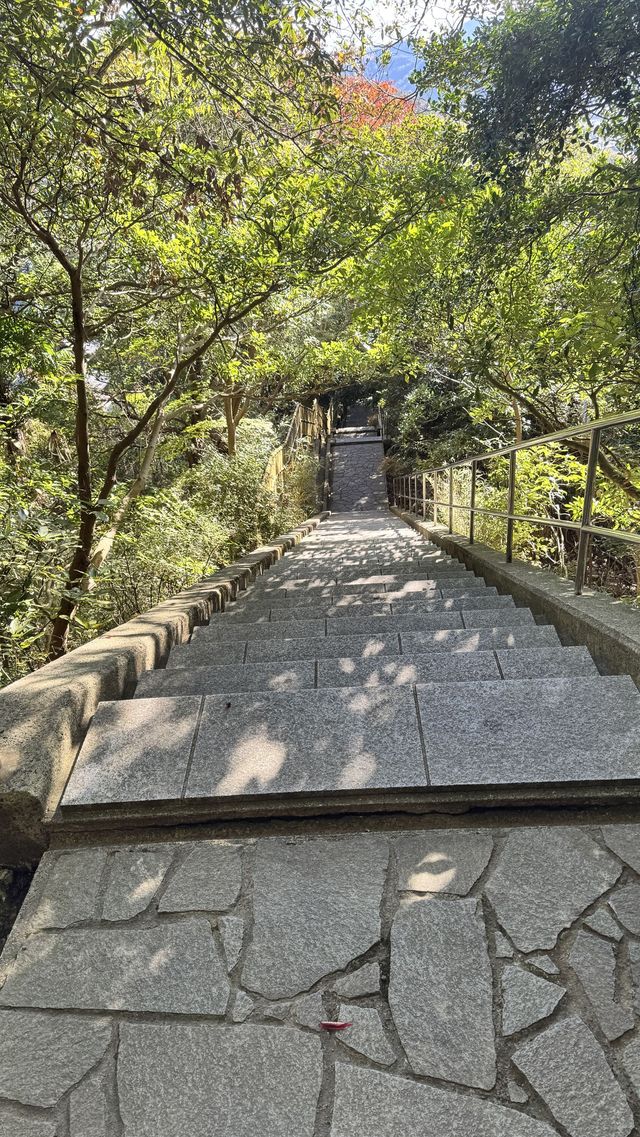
[233,580,491,612]
[254,568,476,586]
[136,660,317,697]
[135,646,598,697]
[255,577,486,599]
[418,676,640,786]
[168,625,561,668]
[318,646,597,687]
[61,675,640,814]
[62,688,429,808]
[169,632,403,667]
[140,653,498,694]
[189,608,536,644]
[190,613,467,643]
[265,559,467,579]
[217,595,515,622]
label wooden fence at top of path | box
[261,400,334,493]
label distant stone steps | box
[218,594,516,622]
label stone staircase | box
[58,419,640,822]
[2,408,640,1137]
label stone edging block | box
[0,513,329,862]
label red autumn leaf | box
[337,77,416,130]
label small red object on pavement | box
[320,1021,352,1031]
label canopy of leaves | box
[2,0,640,684]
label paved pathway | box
[329,416,388,511]
[2,413,640,1135]
[58,426,640,820]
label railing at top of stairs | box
[392,408,640,596]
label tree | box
[413,0,640,182]
[338,77,416,128]
[0,8,438,658]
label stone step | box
[395,625,561,657]
[62,688,429,809]
[293,544,441,557]
[266,554,462,574]
[319,645,598,688]
[496,645,598,679]
[273,595,513,618]
[418,676,640,786]
[168,624,560,668]
[263,568,468,585]
[271,603,396,620]
[256,576,483,599]
[302,537,426,546]
[137,652,498,696]
[142,645,600,695]
[264,562,472,579]
[61,675,640,816]
[252,571,476,591]
[328,610,534,635]
[218,595,515,622]
[136,660,317,697]
[301,544,427,554]
[257,583,495,611]
[234,579,490,612]
[190,608,536,644]
[383,579,487,597]
[169,632,402,667]
[135,647,597,698]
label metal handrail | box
[391,409,640,595]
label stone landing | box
[1,822,639,1135]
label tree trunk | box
[48,269,94,660]
[511,398,523,444]
[83,410,165,586]
[47,287,277,658]
[223,392,248,456]
[224,395,237,457]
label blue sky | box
[362,18,479,94]
[364,42,422,92]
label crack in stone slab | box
[485,829,621,952]
[0,1010,111,1108]
[512,1016,634,1137]
[242,836,388,999]
[330,1065,558,1136]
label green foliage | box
[414,0,640,174]
[0,418,318,684]
[1,0,640,680]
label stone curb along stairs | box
[0,513,329,861]
[2,411,640,1137]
